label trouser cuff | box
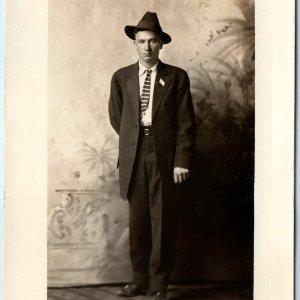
[149,276,168,293]
[132,272,149,287]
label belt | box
[141,126,152,136]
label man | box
[108,12,196,300]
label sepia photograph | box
[47,1,254,299]
[3,0,295,299]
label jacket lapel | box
[152,61,172,118]
[124,61,172,121]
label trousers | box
[128,133,178,293]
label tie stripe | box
[141,69,152,113]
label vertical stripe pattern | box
[140,69,152,113]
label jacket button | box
[132,142,135,146]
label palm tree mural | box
[172,2,254,285]
[80,134,118,180]
[187,0,254,235]
[78,134,120,197]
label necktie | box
[140,69,152,114]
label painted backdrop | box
[48,0,254,287]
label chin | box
[144,57,157,63]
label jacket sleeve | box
[108,71,123,135]
[174,70,197,169]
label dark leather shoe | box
[152,292,167,300]
[116,283,148,297]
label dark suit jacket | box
[109,60,196,200]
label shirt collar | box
[138,61,158,77]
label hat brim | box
[125,25,172,44]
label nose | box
[144,41,151,51]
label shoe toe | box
[152,292,167,300]
[116,284,148,297]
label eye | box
[150,39,159,45]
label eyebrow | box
[136,38,159,42]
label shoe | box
[116,283,148,297]
[152,292,167,300]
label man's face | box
[134,30,163,67]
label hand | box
[173,167,189,184]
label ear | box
[160,42,163,50]
[133,40,137,49]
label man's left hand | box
[173,167,189,184]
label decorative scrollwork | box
[48,191,113,244]
[49,208,72,240]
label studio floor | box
[48,284,253,300]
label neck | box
[140,60,159,69]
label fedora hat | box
[125,12,172,44]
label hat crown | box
[124,11,171,44]
[137,12,162,31]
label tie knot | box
[146,69,152,75]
